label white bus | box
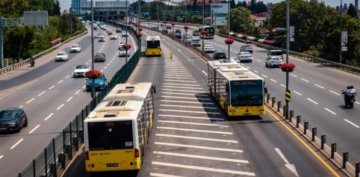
[145,36,162,56]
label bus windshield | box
[88,121,133,150]
[230,80,263,106]
[147,40,160,48]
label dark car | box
[94,52,106,62]
[86,74,107,91]
[193,30,200,36]
[213,50,227,59]
[0,107,28,133]
[115,28,122,33]
[240,44,253,53]
[162,29,168,34]
[175,29,182,39]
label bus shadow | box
[90,170,138,177]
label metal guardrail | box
[140,20,360,75]
[0,28,88,76]
[142,25,360,177]
[18,22,141,177]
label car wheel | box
[24,117,28,127]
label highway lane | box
[0,24,138,176]
[63,29,343,177]
[144,22,360,162]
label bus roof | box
[85,100,142,121]
[105,82,153,100]
[146,35,161,41]
[217,65,264,81]
[208,59,238,69]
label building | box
[72,0,128,15]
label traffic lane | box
[0,33,94,91]
[155,29,344,176]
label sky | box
[58,0,355,14]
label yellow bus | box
[199,26,215,39]
[84,83,156,172]
[104,82,156,131]
[145,35,162,56]
[208,62,267,116]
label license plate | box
[152,52,155,54]
[106,163,118,167]
[0,128,7,130]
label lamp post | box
[227,0,230,59]
[90,0,95,98]
[202,0,205,56]
[340,0,343,63]
[184,25,189,46]
[285,0,290,119]
[125,0,129,64]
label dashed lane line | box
[67,97,73,102]
[344,119,360,128]
[154,142,242,152]
[159,109,219,114]
[202,70,208,75]
[329,90,340,96]
[307,98,318,105]
[155,134,238,143]
[301,78,309,82]
[153,151,248,163]
[150,173,184,177]
[157,126,232,135]
[157,120,227,127]
[26,98,35,104]
[49,85,55,90]
[294,91,302,96]
[28,125,40,134]
[57,104,64,110]
[44,113,54,121]
[58,80,63,84]
[38,91,46,96]
[315,84,324,89]
[10,139,24,150]
[324,108,336,115]
[160,104,216,109]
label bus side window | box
[225,83,229,93]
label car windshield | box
[230,80,264,106]
[119,48,125,51]
[270,51,283,55]
[120,42,125,44]
[216,50,225,53]
[72,44,79,47]
[76,65,88,69]
[0,110,18,120]
[57,52,65,56]
[95,53,104,57]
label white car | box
[98,37,106,42]
[73,64,90,78]
[70,44,81,53]
[204,45,215,53]
[110,34,118,40]
[122,31,128,37]
[118,41,126,49]
[191,38,201,46]
[119,47,130,57]
[265,56,283,67]
[237,52,253,63]
[183,34,192,43]
[55,51,68,62]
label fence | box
[140,20,360,75]
[18,22,141,177]
[142,24,360,177]
[0,28,88,76]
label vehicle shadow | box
[90,170,138,177]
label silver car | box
[265,56,283,68]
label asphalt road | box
[62,28,344,177]
[143,22,360,164]
[0,24,138,177]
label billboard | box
[342,31,348,51]
[210,3,229,26]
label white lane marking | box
[57,104,64,110]
[253,70,259,73]
[178,49,181,52]
[104,66,107,69]
[325,108,336,115]
[294,91,302,96]
[67,97,73,102]
[156,134,238,143]
[10,139,24,150]
[158,126,232,134]
[26,98,35,104]
[0,155,3,159]
[160,104,216,109]
[150,173,184,177]
[44,113,54,121]
[101,69,103,72]
[153,151,248,163]
[151,161,255,176]
[329,90,340,96]
[162,92,207,96]
[275,148,289,163]
[58,80,63,84]
[270,79,277,83]
[160,100,213,104]
[344,119,360,128]
[28,125,40,134]
[307,98,318,105]
[161,96,210,100]
[202,70,208,75]
[281,84,286,88]
[49,85,55,90]
[356,101,360,105]
[65,75,70,79]
[163,80,196,83]
[315,84,324,89]
[161,89,202,93]
[19,105,23,108]
[301,78,309,82]
[261,74,267,78]
[257,59,261,62]
[246,66,251,69]
[291,74,297,77]
[158,120,227,127]
[163,83,197,86]
[75,90,80,95]
[154,142,242,152]
[159,109,219,114]
[38,91,46,96]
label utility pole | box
[202,0,205,56]
[285,0,290,119]
[0,17,3,68]
[70,8,73,34]
[126,0,128,64]
[340,0,343,64]
[227,0,230,59]
[91,0,95,98]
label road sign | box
[285,90,291,102]
[170,53,173,60]
[24,11,48,26]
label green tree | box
[53,0,61,16]
[347,3,357,18]
[29,0,54,15]
[227,7,257,35]
[0,0,29,17]
[230,0,236,9]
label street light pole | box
[227,0,230,59]
[340,0,343,63]
[285,0,290,119]
[202,0,205,56]
[126,0,128,64]
[91,0,95,98]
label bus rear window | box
[88,121,133,150]
[147,41,160,48]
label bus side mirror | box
[264,87,268,94]
[225,84,229,93]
